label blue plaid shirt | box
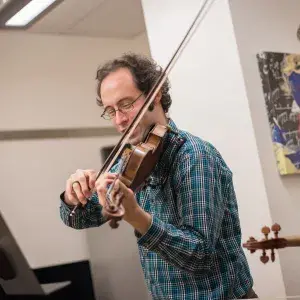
[60,119,253,300]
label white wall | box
[142,0,286,298]
[0,135,119,268]
[0,31,149,130]
[0,30,151,299]
[229,0,300,296]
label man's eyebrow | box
[117,97,134,103]
[103,96,134,110]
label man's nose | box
[115,110,128,125]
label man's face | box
[100,67,155,145]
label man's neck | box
[153,109,168,126]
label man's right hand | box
[64,169,97,206]
[64,169,116,207]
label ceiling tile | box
[65,0,146,38]
[28,0,106,34]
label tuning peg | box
[260,250,269,264]
[271,249,275,262]
[247,237,257,253]
[262,226,271,240]
[271,223,281,239]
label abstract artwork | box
[257,51,300,175]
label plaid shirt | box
[60,119,253,300]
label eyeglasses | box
[101,93,143,120]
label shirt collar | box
[146,118,186,187]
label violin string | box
[105,157,127,206]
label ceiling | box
[8,0,147,39]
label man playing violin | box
[60,53,257,299]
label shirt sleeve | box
[59,191,108,229]
[136,149,227,274]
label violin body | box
[120,124,169,191]
[104,123,169,228]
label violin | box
[69,0,215,228]
[98,123,171,228]
[243,223,300,264]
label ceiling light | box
[5,0,56,27]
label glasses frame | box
[101,93,144,120]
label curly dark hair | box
[95,52,172,113]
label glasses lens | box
[120,104,133,113]
[101,111,112,120]
[103,107,115,118]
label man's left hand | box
[96,176,152,234]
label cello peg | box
[262,226,271,240]
[271,249,276,262]
[271,223,281,239]
[260,250,269,264]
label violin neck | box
[285,236,300,247]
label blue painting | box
[257,51,300,175]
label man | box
[60,53,257,299]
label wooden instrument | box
[100,124,171,228]
[243,223,300,264]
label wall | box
[0,135,119,268]
[0,31,148,130]
[0,30,151,299]
[141,0,286,298]
[229,0,300,296]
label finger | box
[110,180,128,209]
[116,179,131,196]
[109,179,120,202]
[74,170,91,199]
[115,191,124,206]
[65,179,80,205]
[94,173,116,191]
[104,173,118,182]
[84,169,97,191]
[95,178,115,193]
[70,172,88,205]
[96,178,115,207]
[71,181,87,205]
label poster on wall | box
[257,51,300,175]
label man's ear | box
[148,90,162,112]
[154,90,162,104]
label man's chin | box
[128,132,144,145]
[129,137,141,146]
[127,128,142,145]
